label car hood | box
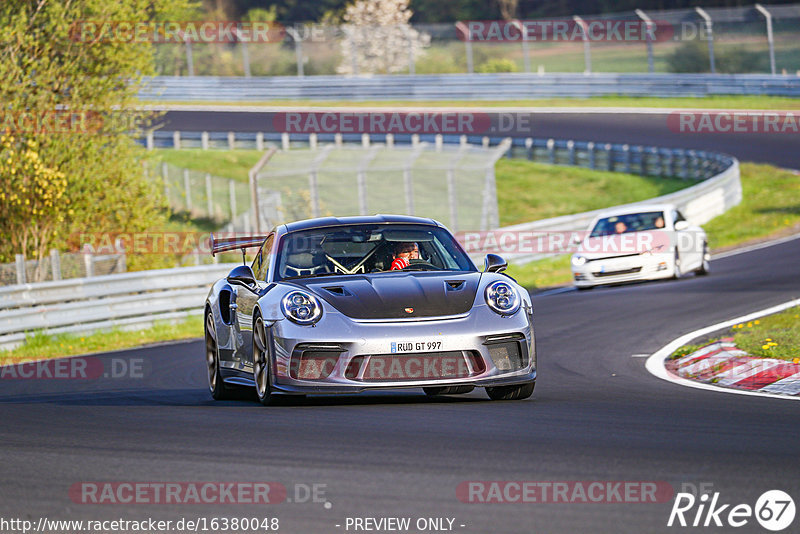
[577,231,670,259]
[287,271,482,320]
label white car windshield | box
[590,211,665,237]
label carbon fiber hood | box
[289,271,482,320]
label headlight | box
[281,291,322,325]
[485,281,521,316]
[571,255,587,266]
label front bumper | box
[268,305,535,394]
[572,253,674,287]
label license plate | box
[390,340,442,353]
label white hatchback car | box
[571,204,709,289]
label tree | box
[338,0,430,75]
[0,0,197,279]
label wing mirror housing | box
[484,254,508,273]
[674,220,690,231]
[227,265,257,287]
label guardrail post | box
[15,254,26,285]
[386,133,394,148]
[256,132,264,151]
[228,132,236,150]
[335,133,343,147]
[201,131,209,150]
[309,132,318,150]
[281,132,290,151]
[605,143,613,171]
[146,130,154,150]
[525,138,533,160]
[435,134,443,152]
[619,144,629,173]
[653,148,662,176]
[183,169,192,212]
[229,180,237,218]
[412,134,420,147]
[587,141,595,169]
[173,131,181,150]
[637,146,647,175]
[546,139,555,164]
[567,140,575,165]
[205,173,213,217]
[50,249,61,281]
[482,136,490,149]
[460,135,468,147]
[362,133,370,148]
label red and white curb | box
[646,297,800,401]
[667,339,800,396]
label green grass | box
[496,160,690,226]
[141,95,800,110]
[670,307,800,363]
[0,315,203,365]
[152,149,261,182]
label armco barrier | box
[139,73,800,101]
[0,264,236,351]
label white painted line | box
[535,286,575,297]
[631,353,650,358]
[713,232,800,260]
[645,297,800,401]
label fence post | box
[695,7,715,74]
[83,246,94,278]
[525,137,533,160]
[547,138,555,164]
[309,132,318,150]
[205,173,214,217]
[403,168,414,215]
[15,254,26,285]
[229,180,237,218]
[755,4,776,75]
[173,131,181,149]
[482,136,490,148]
[184,169,192,212]
[335,133,343,147]
[184,35,194,76]
[256,132,264,151]
[573,16,592,74]
[455,22,473,74]
[637,146,647,175]
[146,130,154,150]
[161,162,170,204]
[605,143,613,171]
[227,132,235,150]
[567,140,575,165]
[362,133,370,148]
[635,10,655,74]
[587,141,596,169]
[460,135,468,147]
[309,171,320,218]
[281,132,290,150]
[622,144,631,173]
[50,249,61,281]
[386,133,394,148]
[412,134,420,147]
[435,134,443,152]
[201,131,209,150]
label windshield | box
[590,211,665,237]
[276,223,476,280]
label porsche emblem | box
[404,307,414,314]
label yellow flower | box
[746,322,753,327]
[794,358,800,364]
[761,345,770,350]
[769,342,778,346]
[754,320,760,325]
[766,338,772,341]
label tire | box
[205,310,232,400]
[672,251,682,280]
[696,242,710,276]
[486,381,535,401]
[424,386,474,396]
[252,315,277,406]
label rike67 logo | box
[668,486,795,531]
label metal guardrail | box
[139,73,800,101]
[0,264,236,351]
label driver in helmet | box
[390,242,419,270]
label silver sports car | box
[204,215,536,404]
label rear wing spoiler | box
[210,233,267,259]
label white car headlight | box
[485,281,521,316]
[281,291,323,325]
[571,255,587,266]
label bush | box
[476,58,518,73]
[667,40,766,74]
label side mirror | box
[484,254,508,273]
[674,220,690,231]
[227,265,257,287]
